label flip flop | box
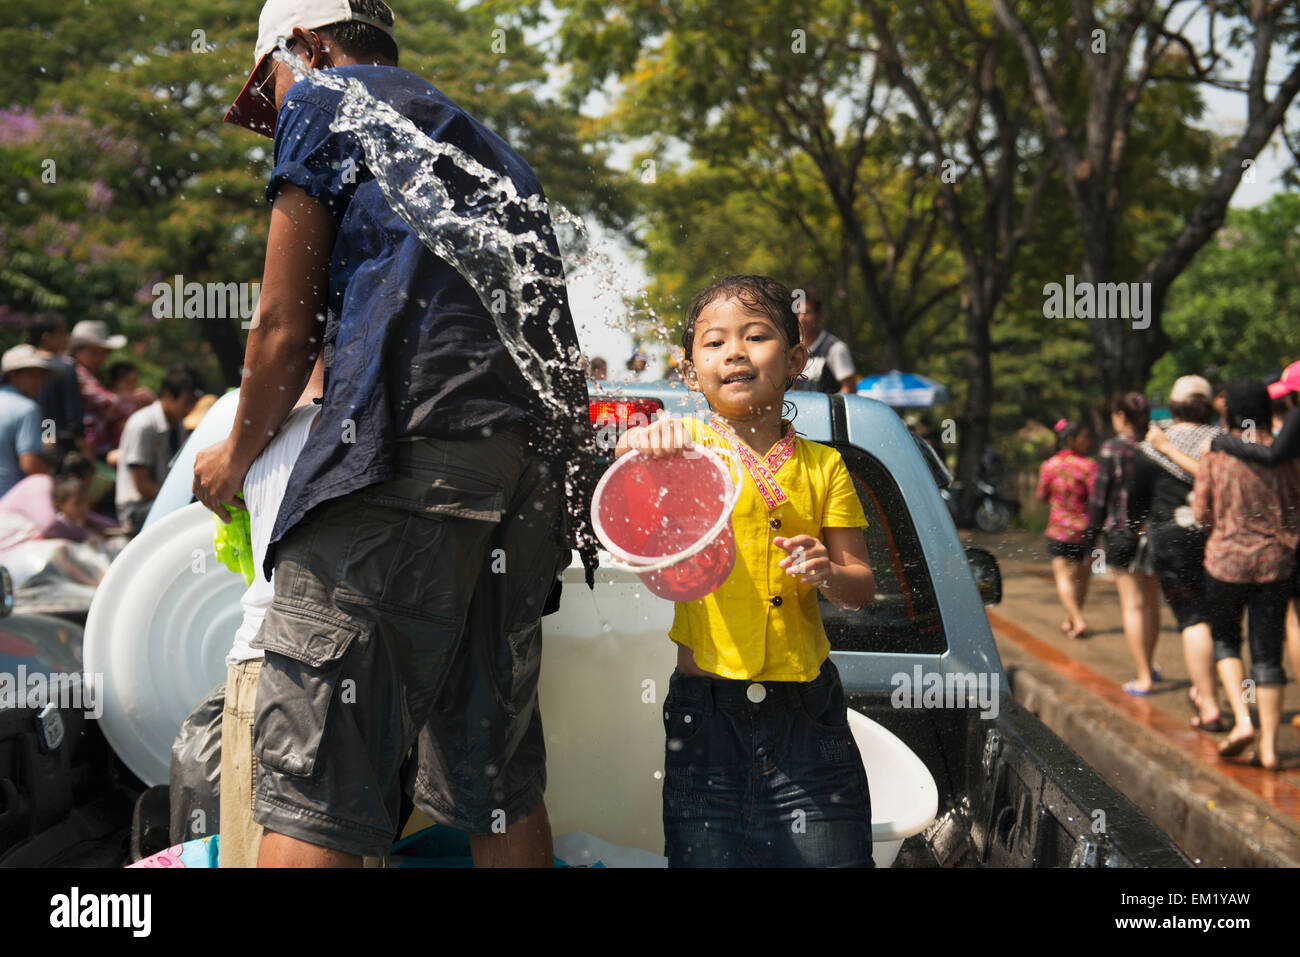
[1243,752,1280,772]
[1190,714,1231,733]
[1151,665,1163,682]
[1122,680,1153,696]
[1217,730,1256,758]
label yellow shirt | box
[668,415,869,681]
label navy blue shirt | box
[262,65,595,580]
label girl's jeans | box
[662,658,874,867]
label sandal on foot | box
[1191,714,1230,733]
[1151,665,1163,682]
[1243,752,1280,772]
[1123,680,1153,696]
[1217,730,1256,758]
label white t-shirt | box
[116,401,184,509]
[802,331,856,389]
[226,404,319,666]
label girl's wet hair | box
[681,274,801,362]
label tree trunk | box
[955,297,993,499]
[205,317,249,389]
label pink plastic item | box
[591,444,741,601]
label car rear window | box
[818,444,947,656]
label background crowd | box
[0,312,212,583]
[1037,364,1300,771]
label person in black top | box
[790,287,856,394]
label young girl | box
[1037,419,1097,639]
[616,274,876,867]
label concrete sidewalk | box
[964,528,1300,867]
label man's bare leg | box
[468,801,553,868]
[258,829,363,868]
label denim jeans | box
[662,659,874,867]
[1205,574,1291,685]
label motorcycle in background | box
[938,447,1021,532]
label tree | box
[0,0,628,386]
[991,0,1300,394]
[1149,191,1300,398]
[548,0,963,371]
[860,1,1060,490]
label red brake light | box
[589,398,664,427]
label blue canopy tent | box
[856,370,951,408]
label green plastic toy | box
[212,497,255,586]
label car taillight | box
[590,398,664,452]
[589,398,664,428]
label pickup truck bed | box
[0,385,1190,866]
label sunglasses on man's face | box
[254,37,299,106]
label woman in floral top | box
[1086,393,1162,693]
[1037,420,1097,639]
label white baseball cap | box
[224,0,396,138]
[1168,375,1212,404]
[2,344,55,376]
[68,320,128,351]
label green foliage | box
[0,0,626,389]
[547,0,967,367]
[1150,192,1300,397]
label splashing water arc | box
[274,47,626,535]
[279,48,588,422]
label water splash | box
[273,47,646,561]
[278,49,583,421]
[279,47,673,379]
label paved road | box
[964,528,1300,863]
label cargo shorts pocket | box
[359,460,506,523]
[252,603,366,779]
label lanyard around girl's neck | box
[706,415,796,510]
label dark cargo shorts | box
[250,427,566,858]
